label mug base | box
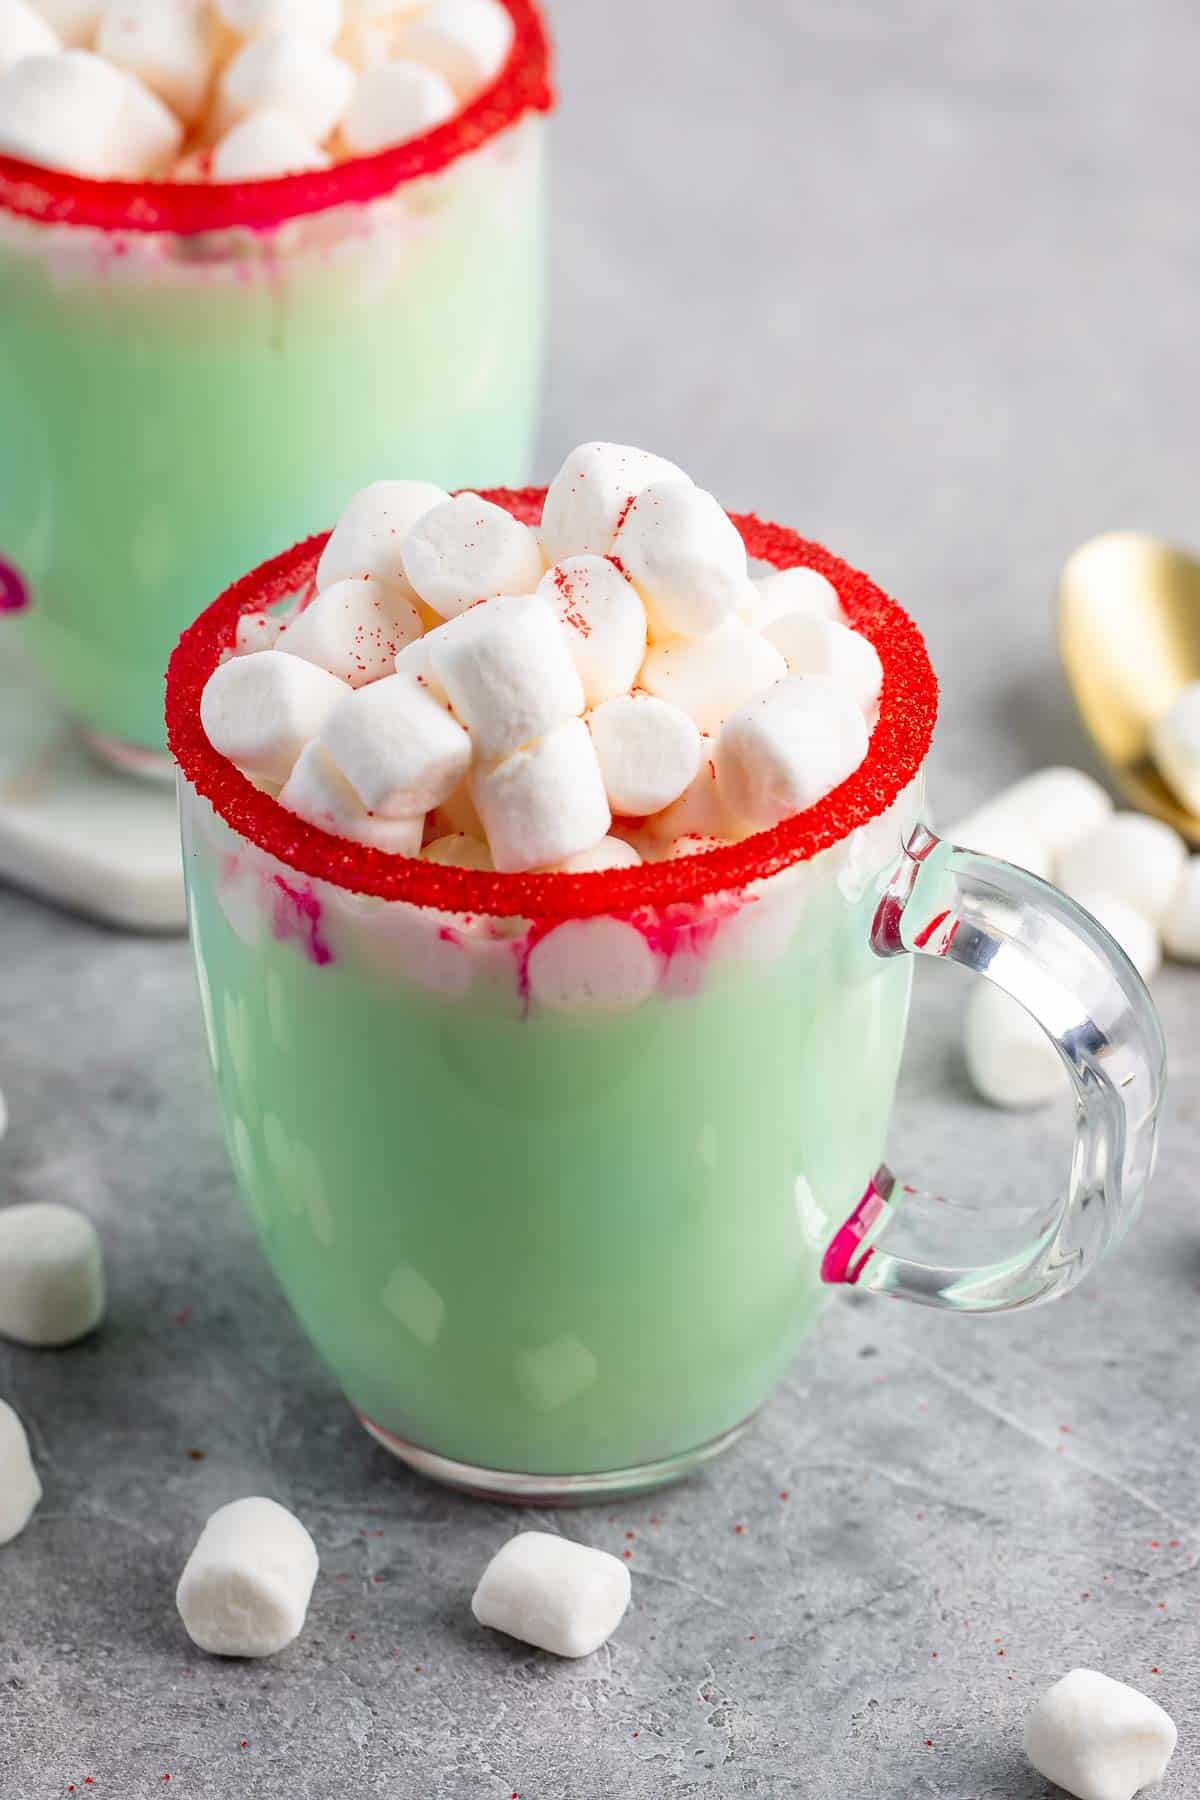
[357,1411,755,1505]
[82,727,174,784]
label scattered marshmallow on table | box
[588,693,701,818]
[1071,886,1161,983]
[640,617,787,735]
[401,492,545,620]
[317,480,450,596]
[428,591,585,763]
[0,1203,105,1346]
[947,810,1053,881]
[742,565,841,628]
[763,611,883,716]
[201,649,349,786]
[176,1497,319,1658]
[0,0,59,74]
[218,31,354,142]
[963,982,1065,1109]
[216,0,343,47]
[321,670,471,816]
[1057,812,1187,927]
[96,0,214,126]
[1164,858,1200,961]
[1024,1668,1176,1800]
[471,1531,631,1659]
[714,676,869,830]
[212,107,328,179]
[540,441,687,565]
[279,739,423,852]
[342,55,456,154]
[1150,679,1200,816]
[396,0,513,99]
[0,1400,42,1547]
[471,718,611,873]
[613,480,747,639]
[279,575,422,688]
[954,766,1113,864]
[537,556,647,706]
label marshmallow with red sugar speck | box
[0,1203,105,1347]
[320,670,471,817]
[470,718,610,873]
[714,675,869,830]
[764,612,883,716]
[641,618,787,736]
[279,739,423,853]
[201,649,350,785]
[342,56,456,154]
[537,556,647,706]
[96,0,214,125]
[218,30,354,141]
[212,107,329,178]
[540,442,687,565]
[0,1401,41,1547]
[278,576,422,688]
[235,611,282,655]
[427,591,585,763]
[317,480,450,597]
[588,693,701,818]
[1024,1668,1176,1800]
[177,1497,319,1658]
[0,0,59,73]
[613,481,747,640]
[401,493,544,620]
[472,1531,631,1658]
[396,0,512,99]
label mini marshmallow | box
[0,0,59,73]
[279,740,423,853]
[528,917,658,1012]
[613,480,747,639]
[396,0,511,97]
[0,49,173,177]
[176,1497,319,1658]
[763,612,883,716]
[0,1204,105,1346]
[321,671,471,816]
[1150,680,1200,816]
[430,774,482,838]
[234,610,282,654]
[955,766,1113,862]
[741,565,841,628]
[640,617,787,735]
[219,31,354,141]
[963,983,1063,1109]
[1057,813,1187,926]
[421,832,492,868]
[201,649,349,785]
[318,479,449,595]
[552,836,642,872]
[1164,858,1200,961]
[112,61,184,171]
[401,493,544,619]
[642,746,739,846]
[1072,886,1161,983]
[342,56,456,153]
[1024,1668,1176,1800]
[217,0,342,47]
[472,1531,631,1659]
[588,693,701,818]
[471,718,610,873]
[537,556,647,705]
[279,576,421,687]
[97,0,214,125]
[947,811,1053,881]
[428,591,585,763]
[714,676,868,829]
[212,107,328,178]
[394,629,448,701]
[0,1401,41,1547]
[541,441,688,565]
[32,0,101,44]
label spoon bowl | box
[1059,530,1200,846]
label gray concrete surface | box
[3,1,1200,1794]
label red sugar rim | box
[166,488,939,921]
[0,0,551,237]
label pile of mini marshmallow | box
[0,0,513,183]
[950,767,1200,1108]
[201,441,880,875]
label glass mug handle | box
[822,823,1167,1311]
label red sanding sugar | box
[166,490,939,923]
[0,0,552,236]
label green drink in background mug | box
[0,0,551,772]
[166,496,1165,1501]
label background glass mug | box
[167,499,1166,1502]
[0,0,551,774]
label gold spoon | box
[1059,530,1200,847]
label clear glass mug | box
[0,0,551,774]
[167,498,1166,1502]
